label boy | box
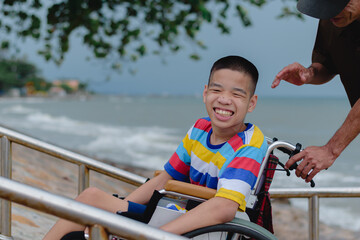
[43,55,267,239]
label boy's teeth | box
[215,109,232,116]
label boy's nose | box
[217,95,231,105]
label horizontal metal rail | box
[0,176,187,240]
[0,125,148,239]
[270,188,360,240]
[0,125,148,188]
[270,187,360,198]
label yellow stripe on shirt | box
[215,188,247,212]
[248,126,264,149]
[191,140,227,169]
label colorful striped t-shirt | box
[164,117,267,211]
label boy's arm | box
[124,171,173,204]
[160,196,239,235]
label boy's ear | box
[203,85,208,103]
[247,94,257,113]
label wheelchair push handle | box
[276,141,315,188]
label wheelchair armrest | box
[164,180,216,200]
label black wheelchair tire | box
[183,223,276,240]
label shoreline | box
[9,143,360,240]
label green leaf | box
[199,5,212,22]
[217,19,230,34]
[246,0,267,7]
[136,44,146,56]
[236,5,252,27]
[190,54,200,60]
[1,41,9,49]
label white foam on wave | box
[315,170,360,186]
[5,108,180,169]
[79,127,179,169]
[0,97,45,104]
[1,105,40,114]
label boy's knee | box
[76,187,103,204]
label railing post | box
[89,224,109,240]
[308,195,319,240]
[0,137,13,239]
[78,164,89,194]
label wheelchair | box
[64,138,313,240]
[140,137,314,240]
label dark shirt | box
[312,20,360,106]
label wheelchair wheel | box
[183,222,277,240]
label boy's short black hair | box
[208,55,259,95]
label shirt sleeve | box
[164,127,193,182]
[312,20,337,74]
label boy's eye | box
[233,92,246,98]
[210,88,221,92]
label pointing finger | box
[271,78,281,88]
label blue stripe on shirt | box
[175,141,191,165]
[235,146,265,164]
[164,162,190,182]
[220,168,257,188]
[189,166,218,189]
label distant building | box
[48,86,67,97]
[52,79,80,92]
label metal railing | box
[0,176,187,240]
[270,187,360,240]
[0,125,148,239]
[0,125,359,240]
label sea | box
[0,95,359,231]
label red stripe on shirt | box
[227,157,261,176]
[169,152,190,176]
[227,134,244,152]
[189,179,206,187]
[194,118,211,133]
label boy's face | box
[203,69,257,134]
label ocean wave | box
[1,105,40,114]
[0,97,46,104]
[291,198,360,231]
[10,109,180,169]
[79,129,179,169]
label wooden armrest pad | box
[164,180,216,200]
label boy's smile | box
[203,69,257,144]
[214,107,234,118]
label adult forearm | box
[306,63,336,85]
[325,98,360,158]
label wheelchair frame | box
[147,138,301,240]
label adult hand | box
[272,62,314,88]
[285,145,337,183]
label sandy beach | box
[7,143,360,240]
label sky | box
[16,1,347,98]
